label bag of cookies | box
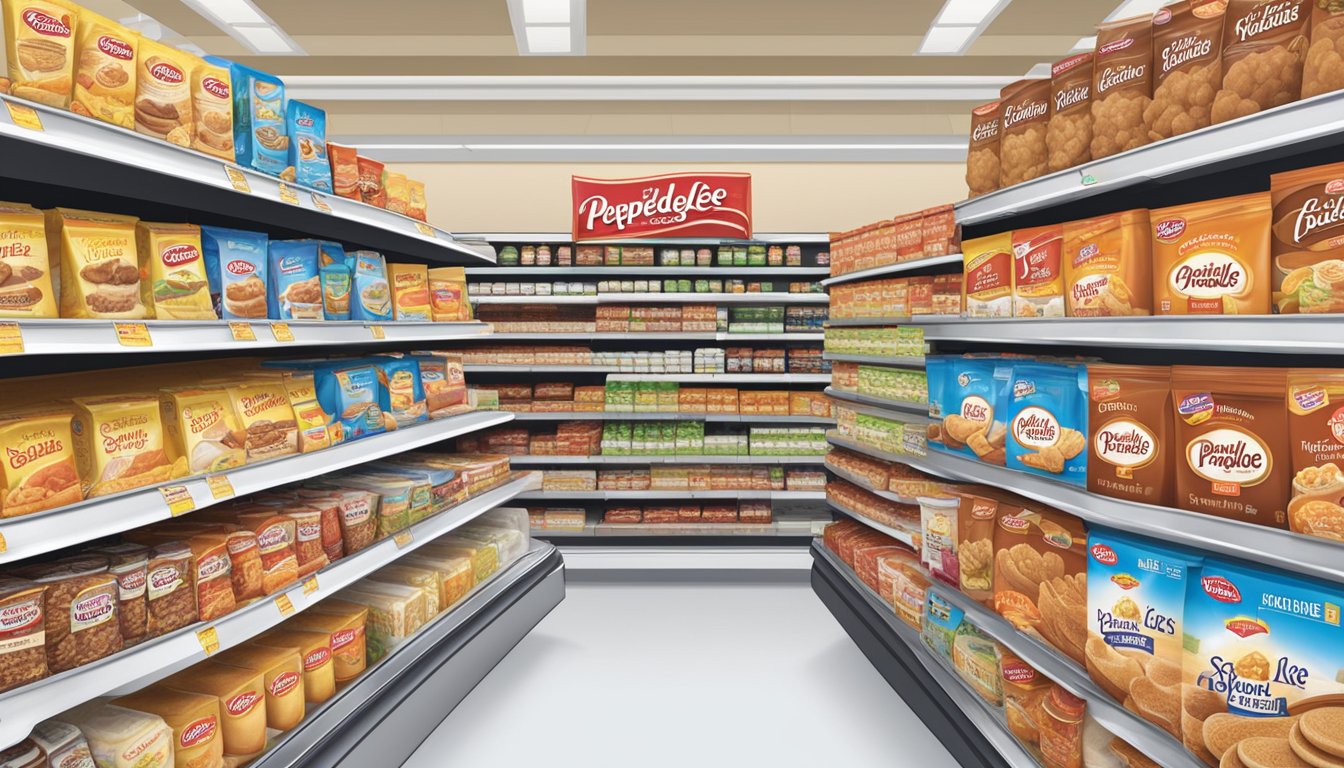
[1304,1,1344,98]
[1172,365,1289,528]
[134,38,193,147]
[191,57,233,161]
[999,78,1051,187]
[1048,52,1093,172]
[1270,160,1344,314]
[1085,529,1200,739]
[1086,363,1174,507]
[136,222,216,320]
[1145,0,1226,142]
[70,395,183,498]
[200,226,269,320]
[1013,224,1065,317]
[267,241,323,320]
[328,143,361,201]
[1152,192,1273,315]
[0,407,81,517]
[159,386,245,475]
[1092,13,1155,160]
[70,10,136,128]
[3,0,77,108]
[48,208,147,320]
[225,380,298,463]
[1001,650,1051,760]
[992,496,1088,665]
[357,156,387,208]
[966,100,1003,198]
[286,100,331,192]
[1212,0,1311,125]
[930,356,1009,466]
[1286,368,1344,542]
[1063,209,1153,316]
[1005,362,1089,487]
[964,232,1015,318]
[953,488,1001,607]
[0,201,57,318]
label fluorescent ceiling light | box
[525,26,571,53]
[1071,35,1097,52]
[231,25,294,53]
[523,0,569,24]
[918,25,978,54]
[935,0,1010,25]
[1024,62,1051,78]
[177,0,304,54]
[1106,0,1168,21]
[179,0,266,26]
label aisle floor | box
[404,573,959,768]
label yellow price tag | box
[311,193,332,213]
[114,322,152,347]
[207,474,234,501]
[302,577,319,595]
[228,321,256,342]
[0,322,22,355]
[278,183,299,205]
[414,222,435,238]
[160,485,195,516]
[270,322,295,343]
[0,532,8,554]
[369,325,386,340]
[274,593,295,617]
[5,102,43,131]
[224,166,251,193]
[197,626,220,655]
[393,531,413,548]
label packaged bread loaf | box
[1212,0,1312,124]
[70,10,136,128]
[185,534,235,623]
[1145,0,1226,141]
[1304,1,1344,98]
[291,602,368,685]
[212,643,304,731]
[0,201,58,319]
[1048,52,1094,172]
[3,0,78,108]
[998,78,1051,187]
[966,101,1003,198]
[23,556,121,674]
[1092,14,1155,160]
[255,629,334,705]
[0,578,47,692]
[63,701,174,768]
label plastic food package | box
[254,629,334,705]
[1091,14,1153,160]
[62,701,174,768]
[112,685,224,768]
[48,209,146,320]
[286,99,331,192]
[1047,53,1093,172]
[162,663,267,760]
[200,226,269,320]
[0,408,80,518]
[216,57,288,177]
[212,644,304,731]
[284,605,368,686]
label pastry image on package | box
[0,408,81,517]
[191,57,233,161]
[357,156,387,208]
[928,355,1009,466]
[999,78,1051,187]
[70,11,136,128]
[1048,52,1094,173]
[226,380,298,462]
[0,201,56,318]
[1086,363,1173,506]
[351,250,392,322]
[966,101,1002,198]
[1152,192,1273,315]
[1005,362,1088,486]
[964,232,1015,318]
[328,142,361,201]
[3,0,77,108]
[992,496,1088,665]
[134,38,193,147]
[159,387,245,475]
[1286,368,1344,542]
[136,221,215,320]
[214,57,289,177]
[1091,13,1154,160]
[318,241,352,321]
[287,99,330,192]
[1212,0,1312,125]
[47,208,146,320]
[1144,0,1225,142]
[1304,3,1344,98]
[70,395,183,497]
[1063,209,1153,317]
[201,225,269,320]
[267,241,323,320]
[1271,160,1344,314]
[1013,224,1065,317]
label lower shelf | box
[253,541,565,768]
[560,544,813,570]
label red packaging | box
[356,156,387,208]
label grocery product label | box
[270,670,300,697]
[963,233,1014,317]
[278,183,299,206]
[147,563,183,601]
[966,100,1002,198]
[1271,161,1344,313]
[178,717,216,749]
[1047,53,1092,172]
[1062,210,1153,316]
[69,585,115,633]
[114,322,151,346]
[5,102,43,131]
[196,626,219,654]
[415,221,435,237]
[1006,362,1088,486]
[572,173,752,241]
[1087,364,1173,506]
[999,78,1051,187]
[302,576,318,594]
[0,323,22,354]
[1012,225,1064,317]
[1153,193,1272,315]
[274,593,294,617]
[311,193,332,213]
[224,166,251,193]
[270,322,294,343]
[1213,0,1311,125]
[160,484,194,516]
[225,691,262,718]
[228,321,256,342]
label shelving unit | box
[824,496,916,548]
[507,454,827,466]
[604,373,831,383]
[822,353,926,369]
[467,332,825,341]
[518,490,825,501]
[473,293,828,305]
[822,461,918,504]
[825,387,930,418]
[819,253,962,286]
[506,412,834,424]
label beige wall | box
[389,162,967,235]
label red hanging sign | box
[572,172,752,241]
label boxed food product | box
[190,57,233,161]
[921,204,958,257]
[1086,364,1173,506]
[63,702,173,768]
[963,233,1014,318]
[999,78,1051,187]
[158,387,245,475]
[1212,0,1311,124]
[1048,52,1093,172]
[336,581,427,662]
[48,208,146,320]
[1091,14,1153,160]
[427,267,469,322]
[134,39,193,147]
[70,395,178,498]
[388,263,430,322]
[966,101,1003,197]
[200,226,269,320]
[993,498,1088,665]
[70,10,136,128]
[286,99,331,192]
[225,380,298,462]
[1152,192,1273,315]
[284,605,368,686]
[162,662,266,760]
[216,58,288,177]
[4,0,77,108]
[254,628,334,705]
[0,202,57,319]
[1005,362,1088,486]
[1013,225,1065,317]
[0,408,80,518]
[350,251,392,322]
[1062,209,1153,316]
[212,643,304,731]
[315,241,354,321]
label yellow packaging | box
[70,395,183,497]
[406,179,427,222]
[70,11,136,129]
[3,0,77,108]
[225,381,298,463]
[245,370,334,451]
[0,408,82,517]
[427,267,469,322]
[389,263,430,322]
[134,37,192,147]
[159,387,245,475]
[136,222,215,320]
[963,232,1014,318]
[46,208,146,320]
[384,172,409,216]
[191,58,233,161]
[0,201,57,318]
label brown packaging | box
[1062,209,1153,316]
[1270,160,1344,314]
[1048,52,1094,172]
[1087,364,1174,506]
[1145,0,1226,141]
[22,556,121,674]
[1171,365,1289,528]
[954,489,1000,607]
[966,101,1003,198]
[992,497,1088,665]
[146,542,197,639]
[0,578,47,693]
[1286,368,1344,542]
[1012,224,1065,317]
[1212,0,1312,124]
[86,542,148,645]
[1151,192,1272,315]
[3,0,77,108]
[1092,14,1155,160]
[1304,3,1344,98]
[999,78,1052,187]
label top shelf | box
[464,232,829,246]
[0,95,493,265]
[955,90,1344,226]
[820,253,962,286]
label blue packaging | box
[350,250,392,322]
[1005,361,1088,486]
[267,241,324,320]
[929,356,1011,465]
[369,354,428,428]
[200,226,269,320]
[268,359,388,440]
[317,241,352,320]
[209,56,288,177]
[286,100,331,192]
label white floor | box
[404,573,960,768]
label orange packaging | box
[1047,53,1094,173]
[328,143,360,200]
[384,171,409,216]
[1270,160,1344,314]
[992,496,1088,665]
[999,77,1052,187]
[355,156,386,208]
[163,662,266,760]
[286,603,367,685]
[213,643,304,731]
[1145,0,1226,142]
[113,685,223,768]
[427,267,468,322]
[893,213,923,261]
[389,263,430,322]
[1012,225,1064,317]
[1286,369,1344,542]
[1086,364,1173,507]
[966,101,1003,198]
[921,205,957,257]
[1091,14,1154,160]
[1151,192,1272,315]
[1062,209,1152,316]
[255,629,334,705]
[963,233,1014,317]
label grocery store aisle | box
[403,572,959,768]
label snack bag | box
[213,57,288,177]
[427,267,468,322]
[313,363,387,440]
[1063,209,1152,316]
[350,250,392,322]
[356,157,387,208]
[384,171,409,216]
[932,356,1009,465]
[47,208,147,320]
[993,495,1088,664]
[70,395,182,497]
[317,241,351,320]
[1271,160,1344,314]
[1013,224,1065,317]
[1091,13,1154,160]
[3,0,77,108]
[136,222,215,320]
[159,386,245,474]
[389,263,430,322]
[200,225,268,319]
[286,100,331,192]
[1286,368,1344,541]
[370,355,428,428]
[267,241,323,320]
[407,179,428,222]
[1086,363,1173,506]
[1304,2,1344,98]
[1144,0,1225,142]
[964,232,1015,318]
[1152,192,1273,315]
[0,201,57,318]
[1212,0,1311,124]
[0,408,81,516]
[328,143,360,200]
[998,78,1051,187]
[1005,361,1088,486]
[71,11,136,128]
[1047,52,1093,172]
[191,57,233,161]
[134,38,193,147]
[966,101,1002,198]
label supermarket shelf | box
[0,94,493,265]
[517,490,826,501]
[825,497,917,548]
[466,266,831,276]
[0,472,539,750]
[472,293,828,305]
[506,454,828,466]
[604,373,832,383]
[720,332,824,341]
[928,582,1204,768]
[0,319,491,358]
[477,332,824,341]
[250,541,564,768]
[506,411,835,424]
[464,365,622,373]
[823,461,919,504]
[464,232,830,246]
[812,543,1029,768]
[471,295,596,305]
[954,89,1344,226]
[560,544,813,570]
[827,316,914,327]
[826,432,928,467]
[911,315,1344,356]
[825,387,930,417]
[0,410,514,565]
[820,254,963,286]
[591,520,822,537]
[822,352,926,369]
